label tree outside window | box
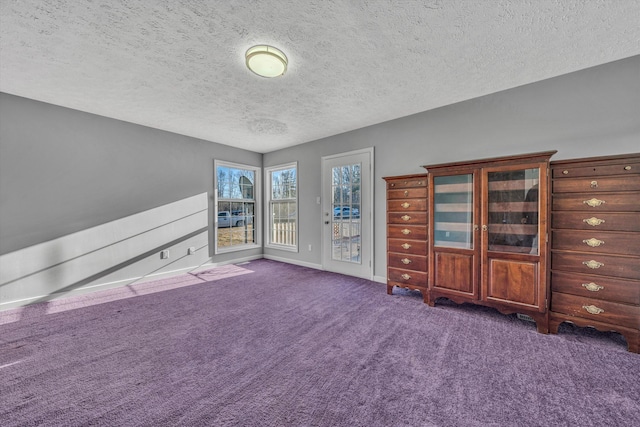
[215,161,260,252]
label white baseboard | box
[0,264,198,311]
[373,275,387,284]
[1,254,374,311]
[265,255,388,284]
[0,255,267,312]
[192,254,264,271]
[262,254,323,271]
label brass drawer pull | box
[582,282,604,292]
[590,180,598,188]
[583,198,605,207]
[583,260,604,269]
[401,215,411,221]
[390,183,396,187]
[582,305,604,315]
[401,229,411,235]
[583,238,604,247]
[624,165,631,171]
[404,190,409,196]
[401,258,412,265]
[401,273,411,280]
[401,202,411,209]
[401,243,412,250]
[562,170,569,175]
[583,217,605,226]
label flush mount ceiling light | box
[245,45,288,78]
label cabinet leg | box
[536,321,549,334]
[533,313,549,334]
[426,297,436,307]
[421,290,429,305]
[625,331,639,353]
[386,284,394,295]
[548,318,561,334]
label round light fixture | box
[245,45,288,78]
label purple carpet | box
[1,259,638,426]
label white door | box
[321,148,373,279]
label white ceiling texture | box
[1,1,639,153]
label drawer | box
[388,267,427,287]
[388,225,427,240]
[551,251,640,280]
[552,192,639,212]
[388,187,427,199]
[553,175,640,193]
[388,211,428,225]
[551,211,640,232]
[388,253,427,271]
[551,230,640,255]
[551,271,640,305]
[387,198,427,211]
[552,161,640,179]
[386,177,427,189]
[551,292,640,329]
[388,238,427,256]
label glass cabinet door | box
[433,174,474,249]
[486,168,539,254]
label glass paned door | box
[433,174,474,249]
[487,168,539,254]
[482,164,544,310]
[321,149,372,279]
[430,172,478,296]
[331,164,361,263]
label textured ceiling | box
[1,1,639,153]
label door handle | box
[324,221,329,224]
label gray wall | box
[0,94,262,309]
[263,56,640,279]
[1,56,638,308]
[0,93,261,256]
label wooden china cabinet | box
[423,151,556,333]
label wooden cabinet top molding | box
[551,152,640,167]
[382,173,428,181]
[422,150,557,173]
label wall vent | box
[516,313,535,322]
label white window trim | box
[214,159,261,254]
[265,162,298,252]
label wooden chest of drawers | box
[549,153,640,353]
[383,174,428,303]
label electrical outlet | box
[308,244,312,251]
[160,250,170,259]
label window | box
[265,163,297,251]
[215,160,260,253]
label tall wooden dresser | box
[383,174,428,303]
[549,153,640,353]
